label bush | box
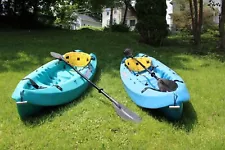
[135,0,168,46]
[78,26,103,31]
[205,28,219,37]
[104,24,130,32]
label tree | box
[189,0,203,46]
[171,0,203,46]
[135,0,168,46]
[219,0,225,49]
[53,1,78,29]
[208,0,225,50]
[122,0,130,25]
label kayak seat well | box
[39,68,74,86]
[22,52,93,90]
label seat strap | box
[53,85,63,91]
[22,78,63,91]
[141,87,161,93]
[22,78,46,89]
[174,80,184,83]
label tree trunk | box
[110,7,113,26]
[219,0,225,49]
[0,0,2,14]
[123,0,129,25]
[189,0,195,35]
[193,0,199,45]
[197,0,203,45]
[6,0,11,15]
[33,0,39,19]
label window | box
[113,18,116,24]
[114,10,117,14]
[130,20,135,26]
[107,11,110,16]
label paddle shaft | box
[61,59,121,108]
[131,56,159,80]
[131,56,178,92]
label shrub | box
[104,24,130,32]
[135,0,168,46]
[78,26,103,31]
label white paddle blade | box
[50,52,64,60]
[113,102,142,123]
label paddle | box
[123,48,178,92]
[50,52,141,123]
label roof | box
[77,14,100,23]
[71,12,100,23]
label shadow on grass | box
[142,102,197,132]
[21,97,84,126]
[21,66,102,126]
[162,33,225,63]
[1,29,214,127]
[0,29,197,73]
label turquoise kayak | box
[12,50,97,118]
[120,53,190,120]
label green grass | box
[0,29,225,149]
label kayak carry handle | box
[169,105,180,109]
[16,101,28,104]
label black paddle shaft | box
[50,52,142,123]
[123,48,158,80]
[123,48,178,92]
[131,57,159,80]
[61,58,121,108]
[132,57,178,92]
[50,52,121,107]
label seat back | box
[63,52,91,67]
[125,57,152,72]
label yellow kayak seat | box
[125,57,152,72]
[63,52,91,67]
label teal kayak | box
[12,50,97,118]
[120,53,190,120]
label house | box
[70,13,101,30]
[102,0,222,31]
[102,0,174,30]
[166,0,174,30]
[102,8,137,30]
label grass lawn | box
[0,29,225,149]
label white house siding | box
[102,7,137,30]
[102,8,122,27]
[126,16,137,30]
[71,14,101,30]
[80,20,101,27]
[166,0,173,30]
[102,1,174,31]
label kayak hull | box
[12,50,97,118]
[120,53,190,120]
